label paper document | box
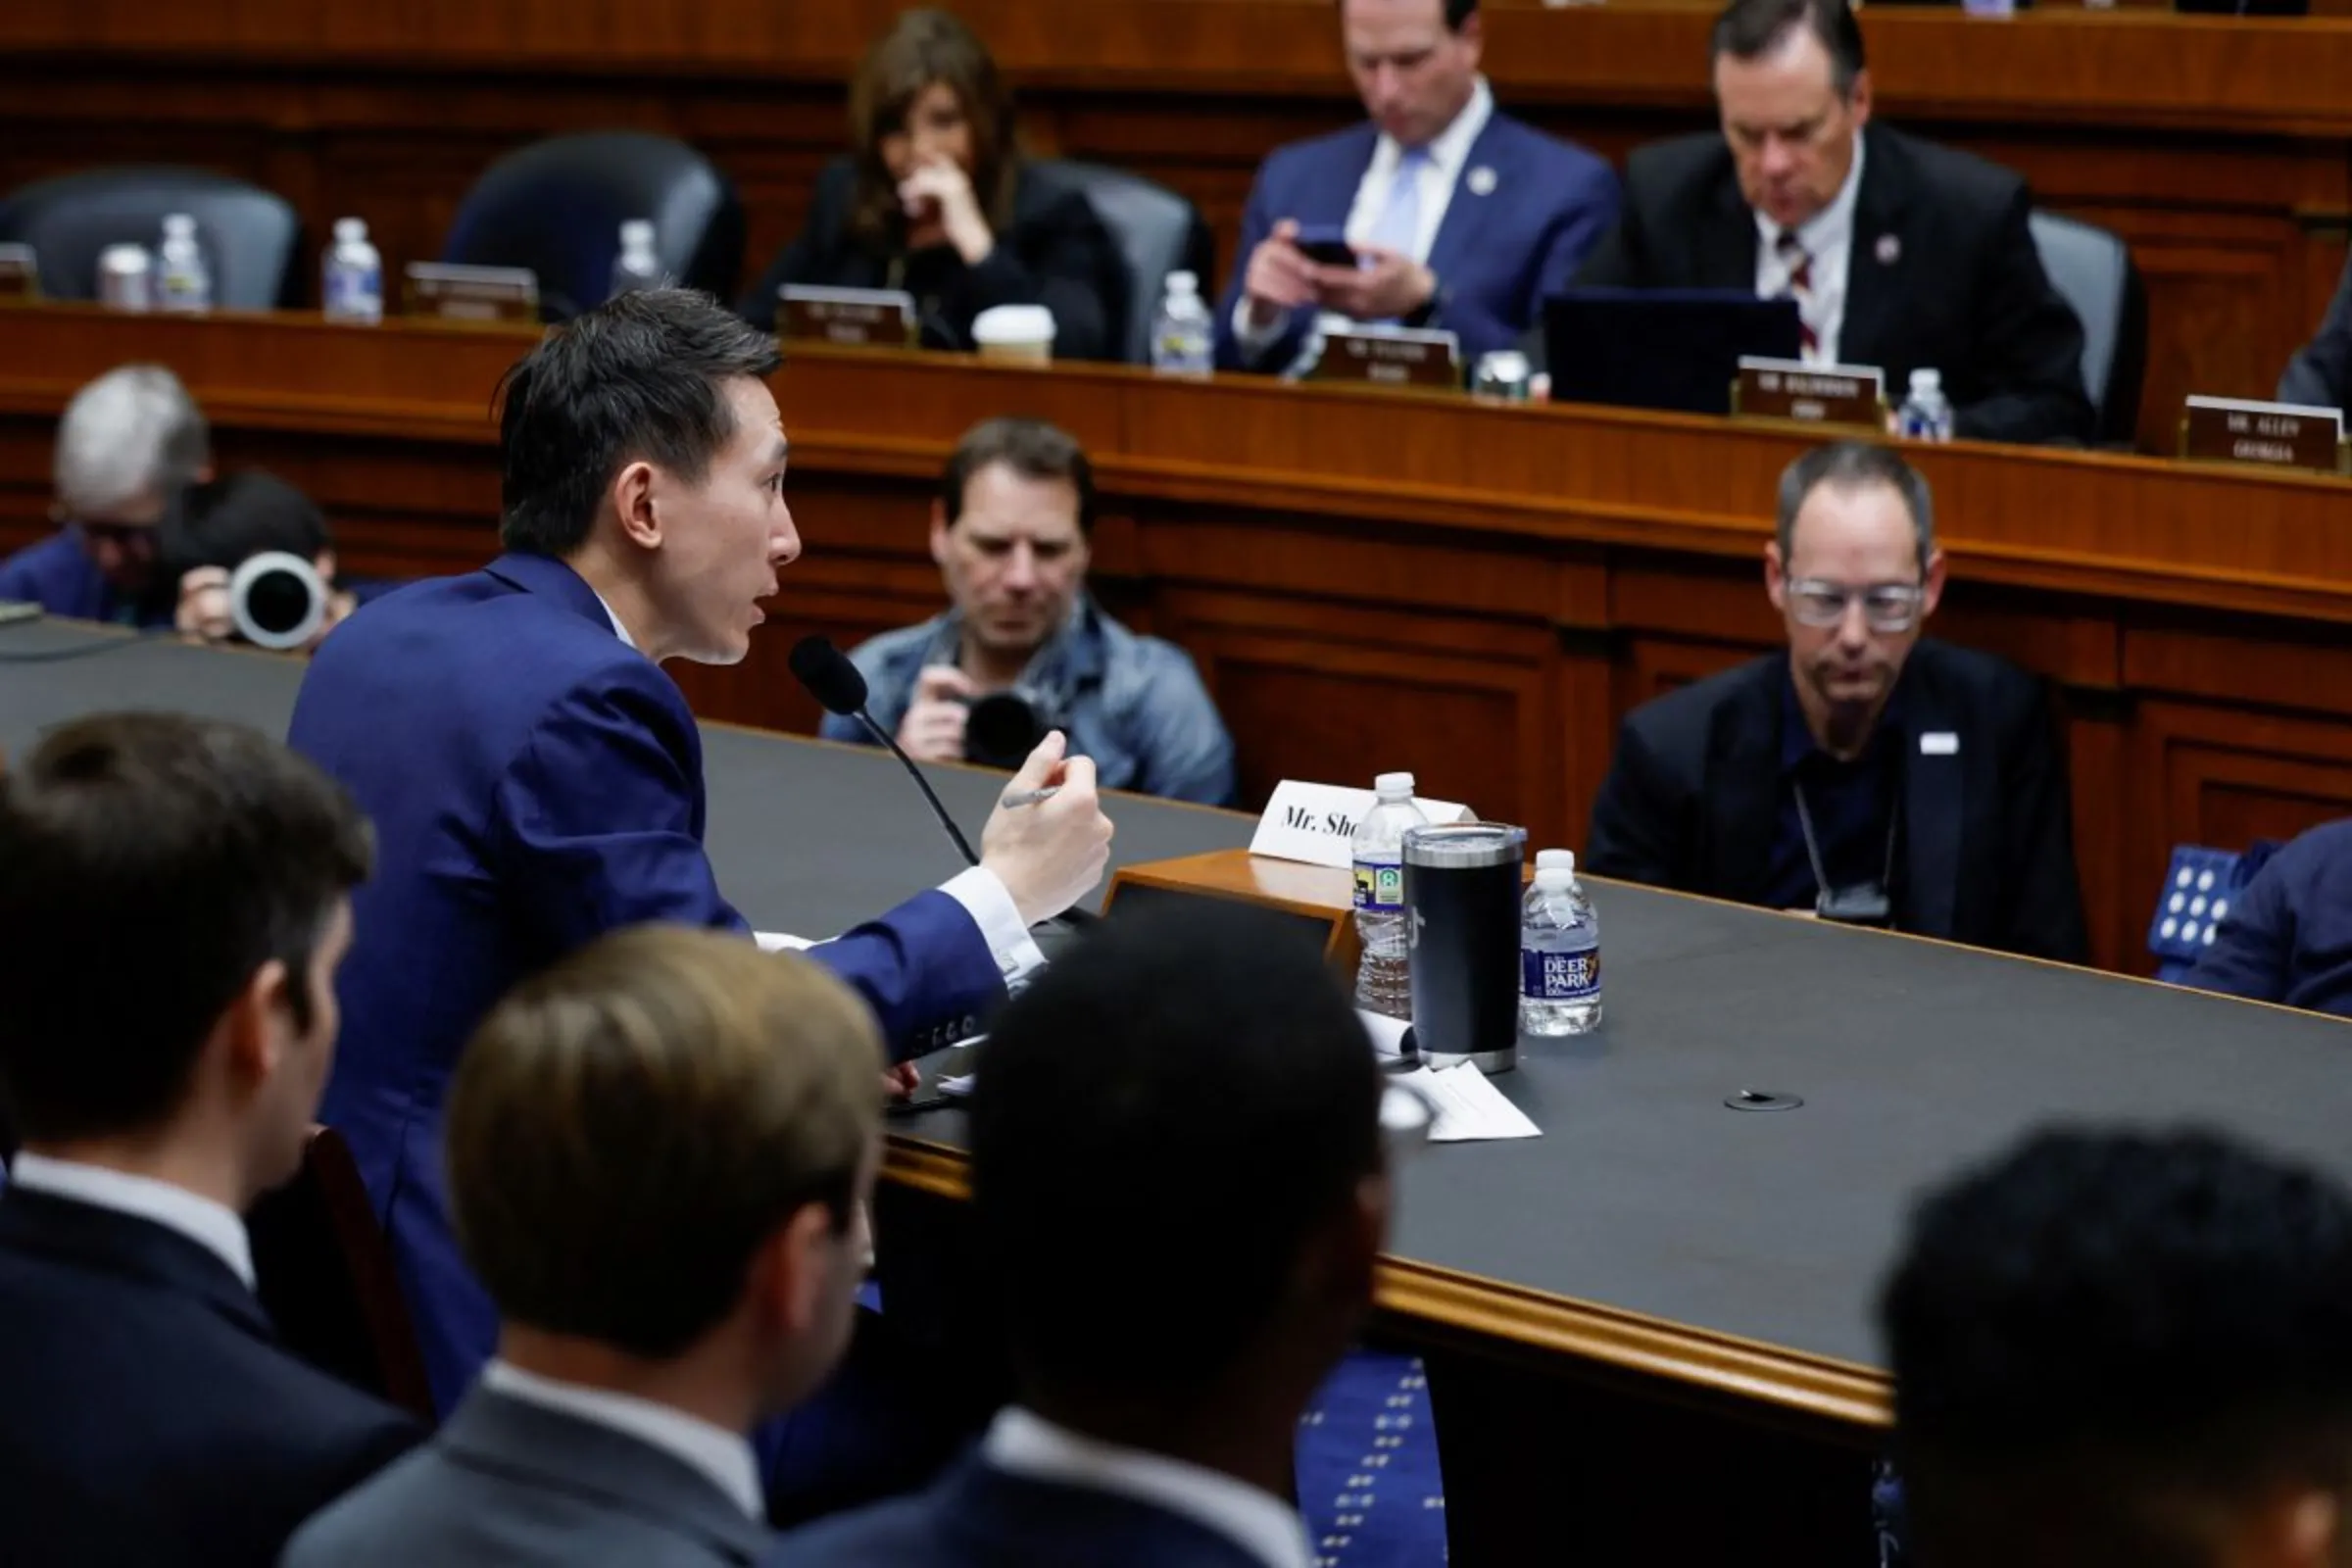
[1393,1063,1542,1143]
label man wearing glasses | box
[1586,440,2088,963]
[0,365,210,626]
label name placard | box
[1732,357,1886,431]
[0,243,39,302]
[1250,780,1479,870]
[403,263,539,324]
[778,284,917,349]
[1306,326,1462,391]
[2180,396,2347,475]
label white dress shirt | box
[984,1407,1313,1568]
[1234,77,1497,356]
[1753,137,1867,366]
[7,1152,255,1289]
[480,1359,763,1519]
[588,588,1044,981]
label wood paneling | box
[4,2,2351,453]
[8,306,2352,978]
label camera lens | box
[964,693,1045,770]
[243,567,314,639]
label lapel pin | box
[1466,166,1497,197]
[1875,233,1901,266]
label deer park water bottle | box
[1521,851,1602,1037]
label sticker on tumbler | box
[1523,948,1600,1002]
[1353,858,1405,911]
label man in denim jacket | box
[820,418,1236,808]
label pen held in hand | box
[1000,785,1061,809]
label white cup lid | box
[971,304,1057,344]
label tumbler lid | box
[1402,822,1526,868]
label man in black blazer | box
[772,904,1390,1568]
[1567,0,2091,446]
[1587,441,2089,963]
[0,712,418,1566]
[2279,251,2352,413]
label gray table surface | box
[11,621,2352,1380]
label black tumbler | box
[1404,822,1528,1073]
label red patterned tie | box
[1776,231,1819,359]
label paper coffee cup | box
[971,304,1056,365]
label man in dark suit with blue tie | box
[0,712,419,1565]
[1214,0,1618,372]
[774,903,1390,1568]
[285,288,1116,1416]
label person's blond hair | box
[448,926,883,1357]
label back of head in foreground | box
[0,710,370,1200]
[1882,1124,2352,1568]
[448,925,885,1427]
[971,902,1389,1469]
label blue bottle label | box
[1352,858,1404,912]
[1522,946,1600,1002]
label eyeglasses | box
[1787,579,1925,633]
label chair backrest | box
[0,167,300,309]
[440,131,745,322]
[247,1124,434,1419]
[2028,210,2148,447]
[1027,160,1212,365]
[2147,840,2278,982]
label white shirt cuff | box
[754,930,814,954]
[941,865,1049,984]
[1231,294,1291,360]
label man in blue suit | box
[286,288,1115,1416]
[1214,0,1618,374]
[774,903,1390,1568]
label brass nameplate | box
[1733,357,1886,431]
[0,244,39,302]
[1307,326,1461,391]
[778,285,917,349]
[404,263,539,324]
[2180,396,2347,475]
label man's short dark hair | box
[495,288,781,558]
[1710,0,1865,96]
[0,712,371,1143]
[939,416,1098,536]
[1881,1126,2352,1568]
[971,902,1383,1400]
[1335,0,1479,28]
[160,470,331,577]
[1776,440,1935,574]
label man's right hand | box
[897,664,977,762]
[1241,218,1317,332]
[981,731,1115,927]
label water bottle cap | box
[1535,849,1575,871]
[1535,867,1576,892]
[1166,270,1198,295]
[1373,771,1416,796]
[334,218,368,244]
[162,214,195,238]
[620,220,656,251]
[1909,368,1941,392]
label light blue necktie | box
[1363,145,1432,263]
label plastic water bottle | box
[1521,852,1602,1036]
[321,218,382,324]
[1896,368,1954,442]
[608,220,663,300]
[1351,771,1429,1020]
[1150,270,1213,377]
[157,214,211,313]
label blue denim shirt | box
[818,599,1237,807]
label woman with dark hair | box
[739,8,1124,361]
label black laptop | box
[1543,288,1804,416]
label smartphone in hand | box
[1293,224,1361,269]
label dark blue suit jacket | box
[1213,110,1618,371]
[772,1452,1276,1568]
[286,551,1004,1413]
[2188,819,2352,1018]
[0,527,160,624]
[0,1187,419,1566]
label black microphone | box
[790,635,980,867]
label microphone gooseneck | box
[790,635,980,867]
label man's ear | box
[220,958,292,1092]
[929,502,953,571]
[314,548,338,584]
[612,461,662,551]
[1764,540,1789,612]
[1921,547,1947,618]
[1848,68,1874,130]
[756,1202,842,1341]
